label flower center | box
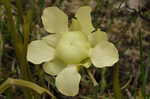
[56,31,90,64]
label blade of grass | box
[0,78,56,99]
[0,28,3,67]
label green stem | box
[100,68,107,94]
[16,0,23,23]
[0,30,3,67]
[113,64,122,99]
[23,10,33,49]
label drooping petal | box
[43,59,66,76]
[69,19,81,31]
[91,41,119,68]
[41,7,68,33]
[42,34,59,48]
[89,29,108,47]
[75,6,94,35]
[27,40,55,64]
[55,66,81,96]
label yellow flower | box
[27,6,119,96]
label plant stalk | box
[113,63,122,99]
[100,68,107,94]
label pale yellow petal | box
[89,29,108,47]
[91,41,119,68]
[27,40,55,64]
[56,31,90,64]
[69,19,81,31]
[75,6,94,35]
[55,66,81,96]
[42,34,59,48]
[41,7,68,33]
[43,59,66,76]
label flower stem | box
[100,68,107,94]
[113,63,122,99]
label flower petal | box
[69,19,81,31]
[56,31,90,64]
[55,66,81,96]
[89,29,108,47]
[27,40,55,64]
[91,41,119,68]
[43,59,66,76]
[41,7,68,33]
[75,6,94,35]
[42,34,59,48]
